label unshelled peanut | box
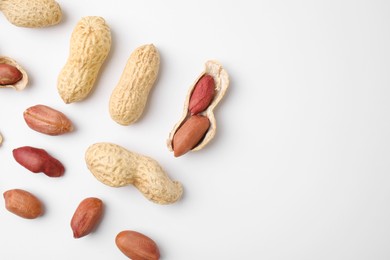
[109,44,160,125]
[57,16,111,103]
[85,142,183,204]
[0,0,62,28]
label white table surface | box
[1,0,390,259]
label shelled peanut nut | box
[13,146,65,177]
[0,56,28,90]
[3,189,44,219]
[116,230,160,260]
[23,104,73,135]
[71,197,104,238]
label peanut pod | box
[109,44,160,125]
[57,16,111,103]
[85,142,183,204]
[0,0,62,28]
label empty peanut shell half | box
[167,60,229,156]
[0,56,28,90]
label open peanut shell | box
[167,60,229,154]
[0,56,28,91]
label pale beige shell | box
[167,60,229,153]
[109,44,160,125]
[85,142,183,205]
[57,16,111,104]
[0,56,28,90]
[0,132,3,146]
[0,0,62,28]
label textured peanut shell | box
[0,56,28,90]
[167,60,229,152]
[0,0,62,28]
[85,142,183,204]
[0,132,3,146]
[109,44,160,125]
[57,16,111,104]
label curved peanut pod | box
[0,0,62,28]
[85,142,183,205]
[57,16,111,104]
[0,56,28,90]
[109,44,160,125]
[167,60,229,154]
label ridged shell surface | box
[85,142,183,204]
[57,16,111,103]
[109,44,160,125]
[0,0,62,28]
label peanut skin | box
[71,197,103,239]
[0,56,28,90]
[13,146,65,177]
[109,44,160,125]
[57,16,111,103]
[173,115,210,157]
[189,74,215,115]
[23,104,73,135]
[85,142,183,204]
[3,189,43,219]
[0,63,22,85]
[116,230,160,260]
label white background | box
[0,0,390,259]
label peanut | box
[70,197,103,239]
[168,60,229,156]
[173,115,210,157]
[57,16,111,103]
[0,132,3,146]
[23,104,73,135]
[0,0,62,28]
[0,56,28,90]
[189,74,215,115]
[116,230,160,260]
[85,142,183,204]
[13,146,65,177]
[0,63,22,85]
[3,189,43,219]
[109,44,160,125]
